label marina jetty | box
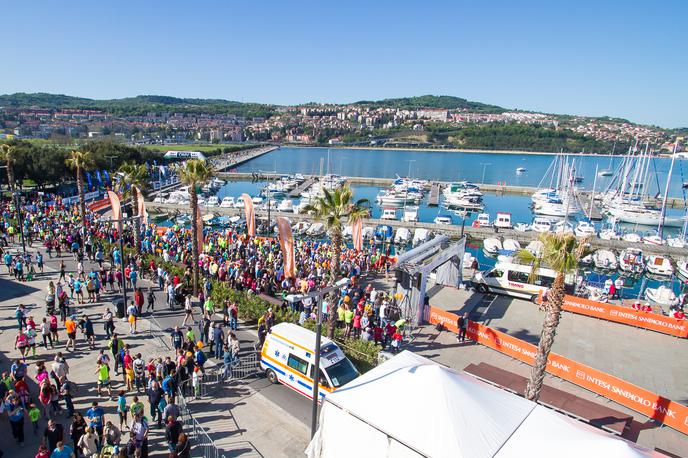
[145,201,688,257]
[211,145,280,171]
[216,171,687,209]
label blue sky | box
[2,0,685,127]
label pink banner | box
[107,190,121,222]
[276,217,295,278]
[134,186,148,226]
[352,219,363,251]
[242,193,255,237]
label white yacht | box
[574,220,597,237]
[531,217,553,233]
[380,208,398,220]
[205,196,220,207]
[619,248,644,274]
[592,250,617,270]
[645,255,674,277]
[402,206,419,223]
[475,213,492,227]
[434,215,452,225]
[644,285,679,310]
[220,196,235,208]
[483,238,502,256]
[277,199,294,212]
[502,239,521,252]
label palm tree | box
[65,150,96,226]
[515,233,588,401]
[178,159,214,295]
[117,162,149,254]
[304,186,368,338]
[0,144,17,190]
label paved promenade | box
[0,243,309,457]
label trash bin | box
[113,298,125,319]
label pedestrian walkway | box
[0,244,309,457]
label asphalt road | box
[29,244,314,426]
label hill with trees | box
[353,95,505,113]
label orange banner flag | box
[276,217,295,278]
[107,191,121,228]
[195,205,204,253]
[352,218,363,251]
[242,193,255,237]
[134,186,148,226]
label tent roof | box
[324,351,536,458]
[314,351,657,458]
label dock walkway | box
[211,145,279,172]
[289,177,317,198]
[577,191,603,220]
[428,182,441,206]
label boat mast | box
[590,164,599,218]
[658,142,678,239]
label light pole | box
[458,209,467,238]
[293,277,349,438]
[480,163,491,184]
[14,190,27,256]
[99,215,141,314]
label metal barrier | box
[177,385,227,458]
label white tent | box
[306,351,659,458]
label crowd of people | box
[0,189,401,457]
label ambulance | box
[260,323,359,400]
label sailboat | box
[597,144,615,177]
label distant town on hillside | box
[0,93,685,154]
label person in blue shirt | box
[7,397,26,445]
[50,441,74,458]
[86,400,105,443]
[129,269,138,290]
[4,252,12,273]
[36,252,44,273]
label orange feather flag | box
[242,193,255,237]
[276,217,295,278]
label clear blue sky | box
[2,0,685,127]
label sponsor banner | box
[545,294,688,338]
[466,321,688,436]
[64,190,102,205]
[428,306,459,333]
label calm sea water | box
[236,146,688,199]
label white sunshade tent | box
[305,351,660,458]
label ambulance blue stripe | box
[261,359,285,375]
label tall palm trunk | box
[6,161,14,191]
[131,186,141,254]
[525,273,565,401]
[326,228,343,339]
[76,168,86,225]
[190,185,200,296]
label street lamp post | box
[101,215,141,313]
[13,190,27,256]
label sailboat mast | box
[590,164,599,218]
[658,142,678,238]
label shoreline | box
[282,144,622,157]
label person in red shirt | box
[384,323,396,349]
[391,330,403,353]
[172,275,180,287]
[674,310,686,320]
[134,288,144,315]
[372,324,383,346]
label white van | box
[260,323,359,400]
[472,261,574,302]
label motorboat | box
[306,223,326,237]
[642,234,666,246]
[376,190,421,206]
[592,250,618,271]
[233,199,246,209]
[619,248,644,274]
[597,170,613,177]
[293,221,310,235]
[374,225,394,243]
[494,212,512,229]
[676,259,688,278]
[525,240,544,257]
[516,167,526,173]
[501,239,519,252]
[514,222,531,232]
[599,228,622,240]
[574,220,597,238]
[209,177,226,189]
[622,232,641,243]
[220,196,235,208]
[584,285,608,302]
[251,196,263,205]
[153,195,166,204]
[444,195,484,210]
[362,226,375,240]
[531,217,553,233]
[553,220,574,234]
[667,236,686,248]
[483,238,503,256]
[434,215,452,225]
[380,208,398,220]
[644,285,679,310]
[196,196,207,206]
[645,255,674,276]
[205,196,220,207]
[394,227,412,245]
[475,213,492,227]
[533,200,568,217]
[277,199,294,212]
[402,206,419,223]
[201,213,216,224]
[412,228,431,246]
